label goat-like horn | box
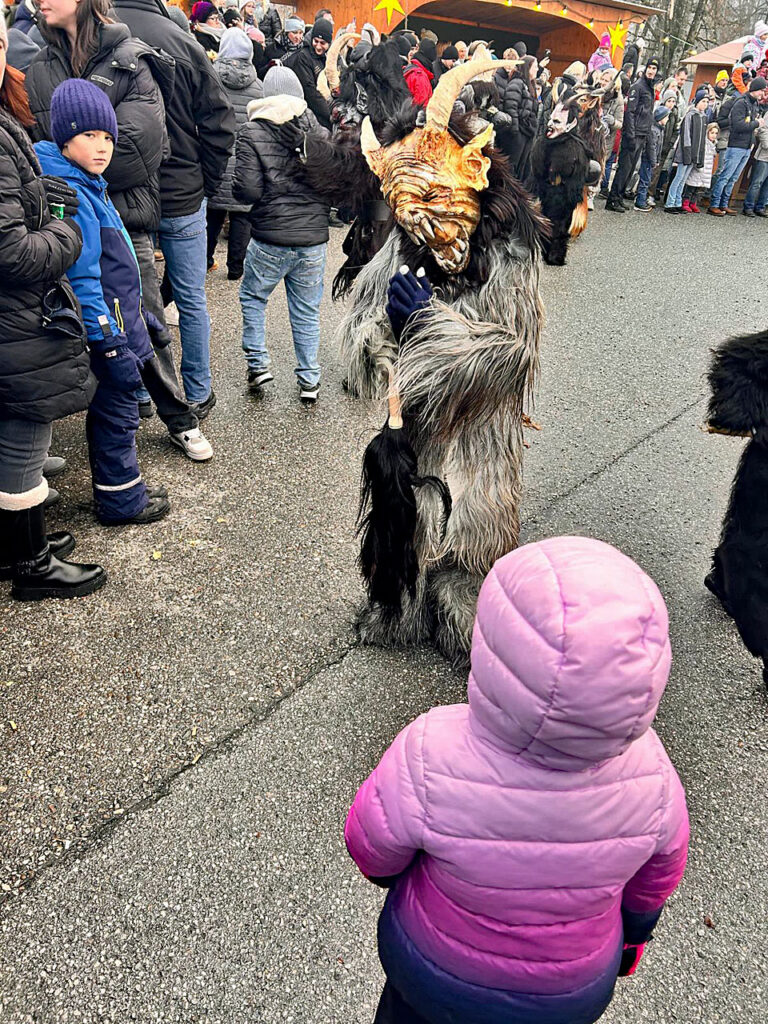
[360,115,383,159]
[325,31,361,91]
[426,58,521,131]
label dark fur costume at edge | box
[337,68,547,665]
[705,329,768,686]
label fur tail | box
[569,191,589,236]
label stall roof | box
[683,36,749,67]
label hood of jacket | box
[468,536,671,772]
[216,55,258,90]
[247,94,306,123]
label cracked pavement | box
[1,210,767,1022]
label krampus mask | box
[546,95,579,138]
[360,59,517,273]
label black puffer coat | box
[285,40,330,128]
[494,67,538,137]
[210,56,263,211]
[0,108,94,423]
[257,5,281,45]
[114,0,236,218]
[232,95,329,246]
[24,22,174,232]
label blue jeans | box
[744,158,768,211]
[636,154,654,207]
[240,239,326,387]
[601,150,616,191]
[665,162,693,208]
[158,201,211,404]
[710,148,750,209]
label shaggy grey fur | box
[340,228,543,663]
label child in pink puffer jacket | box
[345,536,689,1024]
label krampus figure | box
[530,91,601,266]
[705,329,768,687]
[339,59,547,664]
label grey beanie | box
[218,26,254,59]
[263,64,304,98]
[166,3,190,30]
[285,14,304,32]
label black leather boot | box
[0,521,75,580]
[10,504,107,600]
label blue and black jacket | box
[35,140,155,362]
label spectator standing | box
[684,121,718,212]
[635,104,670,211]
[284,16,332,127]
[0,22,105,599]
[24,0,213,463]
[345,537,689,1024]
[431,43,457,84]
[403,36,435,106]
[261,14,304,70]
[233,65,329,404]
[208,27,262,278]
[650,89,681,200]
[190,1,224,55]
[251,0,280,46]
[499,54,538,179]
[742,113,768,216]
[454,39,467,62]
[38,80,170,524]
[664,88,708,212]
[598,66,623,196]
[587,33,612,73]
[709,77,766,216]
[731,52,755,94]
[606,56,658,212]
[115,0,236,421]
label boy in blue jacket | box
[36,80,170,525]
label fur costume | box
[339,59,547,664]
[530,93,598,266]
[705,329,768,686]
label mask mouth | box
[405,212,471,272]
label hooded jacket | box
[345,536,689,1024]
[0,107,94,423]
[232,94,329,247]
[284,38,331,127]
[24,22,174,232]
[741,22,768,68]
[210,55,263,210]
[623,73,656,139]
[257,2,281,45]
[35,141,153,364]
[672,104,706,166]
[729,91,761,149]
[113,0,236,217]
[494,66,538,137]
[404,51,434,106]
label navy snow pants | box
[86,378,147,523]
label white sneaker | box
[170,427,213,461]
[164,301,180,328]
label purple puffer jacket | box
[345,537,689,1024]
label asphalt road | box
[1,208,767,1023]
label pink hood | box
[469,536,672,771]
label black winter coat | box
[285,40,330,128]
[623,74,655,140]
[729,93,760,149]
[114,0,236,218]
[232,97,330,247]
[257,6,281,45]
[494,68,538,137]
[25,23,174,233]
[0,108,94,423]
[210,57,263,211]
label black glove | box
[275,120,306,158]
[386,267,433,343]
[40,175,80,218]
[142,307,172,350]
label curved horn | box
[426,58,521,131]
[360,115,383,160]
[325,31,361,91]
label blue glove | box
[142,306,171,352]
[386,267,433,342]
[91,343,143,393]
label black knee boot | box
[9,503,107,600]
[0,507,76,580]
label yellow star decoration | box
[374,0,405,25]
[607,20,628,58]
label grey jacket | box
[209,57,264,211]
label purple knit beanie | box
[50,79,119,149]
[191,0,217,23]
